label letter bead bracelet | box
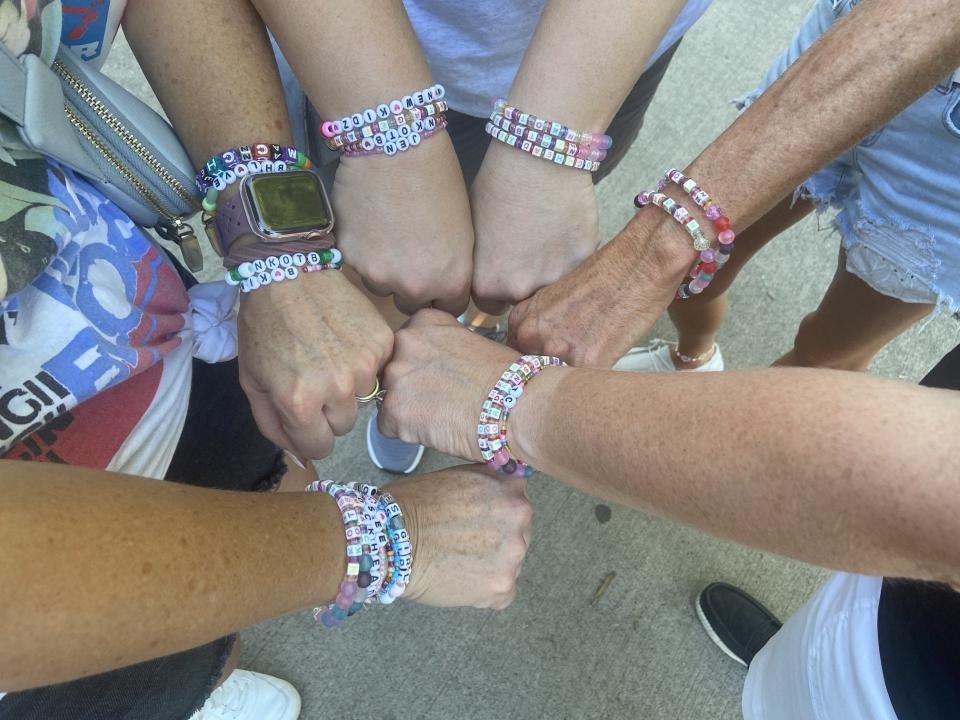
[320,84,448,158]
[634,168,736,299]
[478,355,564,476]
[225,249,343,293]
[307,480,412,629]
[196,143,311,213]
[485,100,612,172]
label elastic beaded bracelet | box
[493,99,612,149]
[660,168,736,254]
[309,481,368,628]
[341,116,448,157]
[228,249,343,293]
[478,355,563,477]
[489,113,607,162]
[196,144,312,213]
[634,192,710,252]
[485,121,601,172]
[324,101,449,149]
[319,84,445,139]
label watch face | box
[246,171,333,237]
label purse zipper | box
[53,59,199,212]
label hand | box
[470,142,601,313]
[508,215,694,367]
[391,464,532,609]
[333,136,474,316]
[238,269,393,459]
[379,309,518,461]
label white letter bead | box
[252,259,267,273]
[351,113,364,127]
[384,142,397,156]
[266,256,280,269]
[363,108,376,123]
[413,91,425,106]
[401,95,414,109]
[432,84,445,99]
[279,254,293,267]
[376,104,390,119]
[389,99,403,114]
[306,251,321,265]
[331,120,343,134]
[213,176,228,191]
[270,268,284,282]
[397,138,409,151]
[409,132,421,146]
[292,253,306,266]
[283,266,298,280]
[340,116,352,130]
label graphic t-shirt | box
[0,0,194,485]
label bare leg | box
[667,195,815,368]
[776,249,934,370]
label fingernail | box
[284,450,307,470]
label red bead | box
[714,216,731,232]
[701,262,718,274]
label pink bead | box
[493,450,510,466]
[690,277,708,291]
[340,581,357,599]
[718,229,736,245]
[335,593,353,609]
[320,121,335,138]
[705,205,722,221]
[699,248,716,263]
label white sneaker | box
[614,338,724,373]
[190,669,301,720]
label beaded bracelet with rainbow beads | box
[478,355,564,477]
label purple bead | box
[357,571,372,588]
[502,459,518,475]
[699,248,716,264]
[718,242,735,255]
[335,593,353,609]
[319,610,341,628]
[339,580,358,598]
[705,205,722,221]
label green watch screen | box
[248,172,331,234]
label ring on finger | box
[355,377,381,404]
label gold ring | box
[355,377,381,404]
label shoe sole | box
[366,418,425,475]
[694,592,749,667]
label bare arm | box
[472,0,688,309]
[0,462,341,691]
[381,312,960,587]
[509,0,960,366]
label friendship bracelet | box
[310,481,369,628]
[228,249,343,293]
[324,101,449,149]
[196,144,312,214]
[493,99,612,149]
[341,116,448,157]
[485,122,601,172]
[478,355,564,477]
[489,113,607,162]
[635,192,710,252]
[660,168,736,250]
[320,84,446,139]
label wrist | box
[613,201,698,295]
[507,365,570,470]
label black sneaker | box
[695,582,783,667]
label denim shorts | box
[738,0,960,314]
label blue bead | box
[348,601,365,616]
[359,554,373,572]
[331,605,349,620]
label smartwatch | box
[207,170,335,256]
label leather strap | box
[212,193,252,256]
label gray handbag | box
[0,43,205,271]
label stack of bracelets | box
[320,84,448,157]
[195,143,312,213]
[308,479,412,629]
[223,249,343,293]
[478,354,564,477]
[484,99,612,173]
[634,168,736,300]
[194,142,343,293]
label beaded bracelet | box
[196,144,312,213]
[311,481,369,628]
[493,99,611,149]
[229,249,343,293]
[341,116,448,157]
[485,122,601,172]
[635,192,710,251]
[324,100,449,149]
[349,484,411,604]
[319,84,445,139]
[479,355,564,476]
[660,168,736,252]
[489,113,607,162]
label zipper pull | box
[156,217,204,273]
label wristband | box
[489,113,607,162]
[485,122,601,172]
[319,84,445,138]
[227,249,343,293]
[493,99,612,149]
[324,100,449,149]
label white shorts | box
[742,573,897,720]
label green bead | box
[331,605,349,620]
[295,150,307,167]
[202,188,219,213]
[227,267,244,282]
[319,249,334,263]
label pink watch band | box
[212,194,251,256]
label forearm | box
[512,367,960,584]
[0,461,342,691]
[122,0,293,165]
[508,0,686,129]
[620,0,960,273]
[252,0,433,118]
